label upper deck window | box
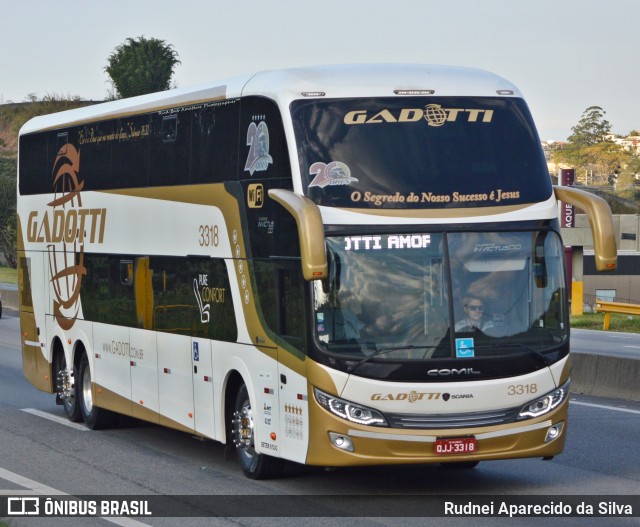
[291,97,552,209]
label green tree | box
[0,159,17,268]
[616,154,640,199]
[105,36,181,99]
[553,105,627,185]
[584,141,630,185]
[567,105,611,146]
[552,141,588,174]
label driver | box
[455,294,494,332]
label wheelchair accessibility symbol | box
[193,342,200,362]
[455,338,475,358]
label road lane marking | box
[571,400,640,415]
[21,408,89,431]
[0,466,63,495]
[0,466,153,527]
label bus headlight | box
[517,381,570,420]
[314,388,388,427]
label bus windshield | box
[313,230,567,365]
[291,97,551,209]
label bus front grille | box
[385,407,520,429]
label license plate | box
[434,437,477,455]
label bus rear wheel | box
[78,352,116,430]
[231,383,283,479]
[54,350,82,423]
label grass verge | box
[571,312,640,333]
[0,266,17,284]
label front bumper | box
[305,390,568,466]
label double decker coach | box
[17,64,616,478]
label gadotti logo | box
[343,105,494,127]
[26,143,107,329]
[371,391,441,402]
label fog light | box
[329,432,354,452]
[545,422,564,443]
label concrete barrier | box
[571,353,640,402]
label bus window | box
[240,96,291,181]
[161,115,178,142]
[111,115,150,189]
[77,122,112,190]
[191,101,240,183]
[291,97,551,209]
[81,255,137,327]
[313,234,450,358]
[149,113,190,186]
[449,231,567,344]
[254,259,306,355]
[18,133,49,195]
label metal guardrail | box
[585,294,639,307]
[595,301,640,330]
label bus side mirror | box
[268,189,328,281]
[553,186,617,272]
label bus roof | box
[20,64,522,135]
[243,63,522,101]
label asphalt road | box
[1,308,639,526]
[572,328,640,360]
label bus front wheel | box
[231,383,283,479]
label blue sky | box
[2,0,639,140]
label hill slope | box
[0,99,98,152]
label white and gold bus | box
[17,64,616,479]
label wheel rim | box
[63,365,76,411]
[65,388,76,411]
[82,364,93,413]
[57,356,74,407]
[234,396,256,462]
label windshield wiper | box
[344,341,553,374]
[514,343,554,367]
[473,342,553,367]
[346,345,431,373]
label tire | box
[231,383,283,479]
[78,352,116,430]
[54,351,82,422]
